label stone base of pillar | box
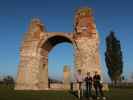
[15,83,38,90]
[63,84,70,90]
[15,83,48,90]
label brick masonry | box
[15,7,103,90]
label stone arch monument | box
[15,7,102,90]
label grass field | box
[0,85,133,100]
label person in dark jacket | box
[84,72,93,98]
[93,71,106,100]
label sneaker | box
[89,97,93,100]
[102,97,106,100]
[97,97,100,100]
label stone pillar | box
[15,40,40,90]
[63,65,71,90]
[74,7,101,76]
[37,48,48,90]
[15,18,46,90]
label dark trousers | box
[86,84,92,97]
[94,84,104,97]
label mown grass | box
[0,84,133,100]
[0,85,77,100]
[105,87,133,100]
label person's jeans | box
[94,84,104,97]
[86,85,92,97]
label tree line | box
[0,75,15,85]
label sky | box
[0,0,133,81]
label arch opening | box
[39,35,75,89]
[48,43,74,83]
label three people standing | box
[76,70,106,100]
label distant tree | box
[130,72,133,82]
[3,75,14,85]
[105,31,123,85]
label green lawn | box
[105,88,133,100]
[0,85,133,100]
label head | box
[87,72,90,76]
[94,71,98,75]
[77,69,82,74]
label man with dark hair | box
[93,71,106,100]
[84,72,93,99]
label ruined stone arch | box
[15,7,102,90]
